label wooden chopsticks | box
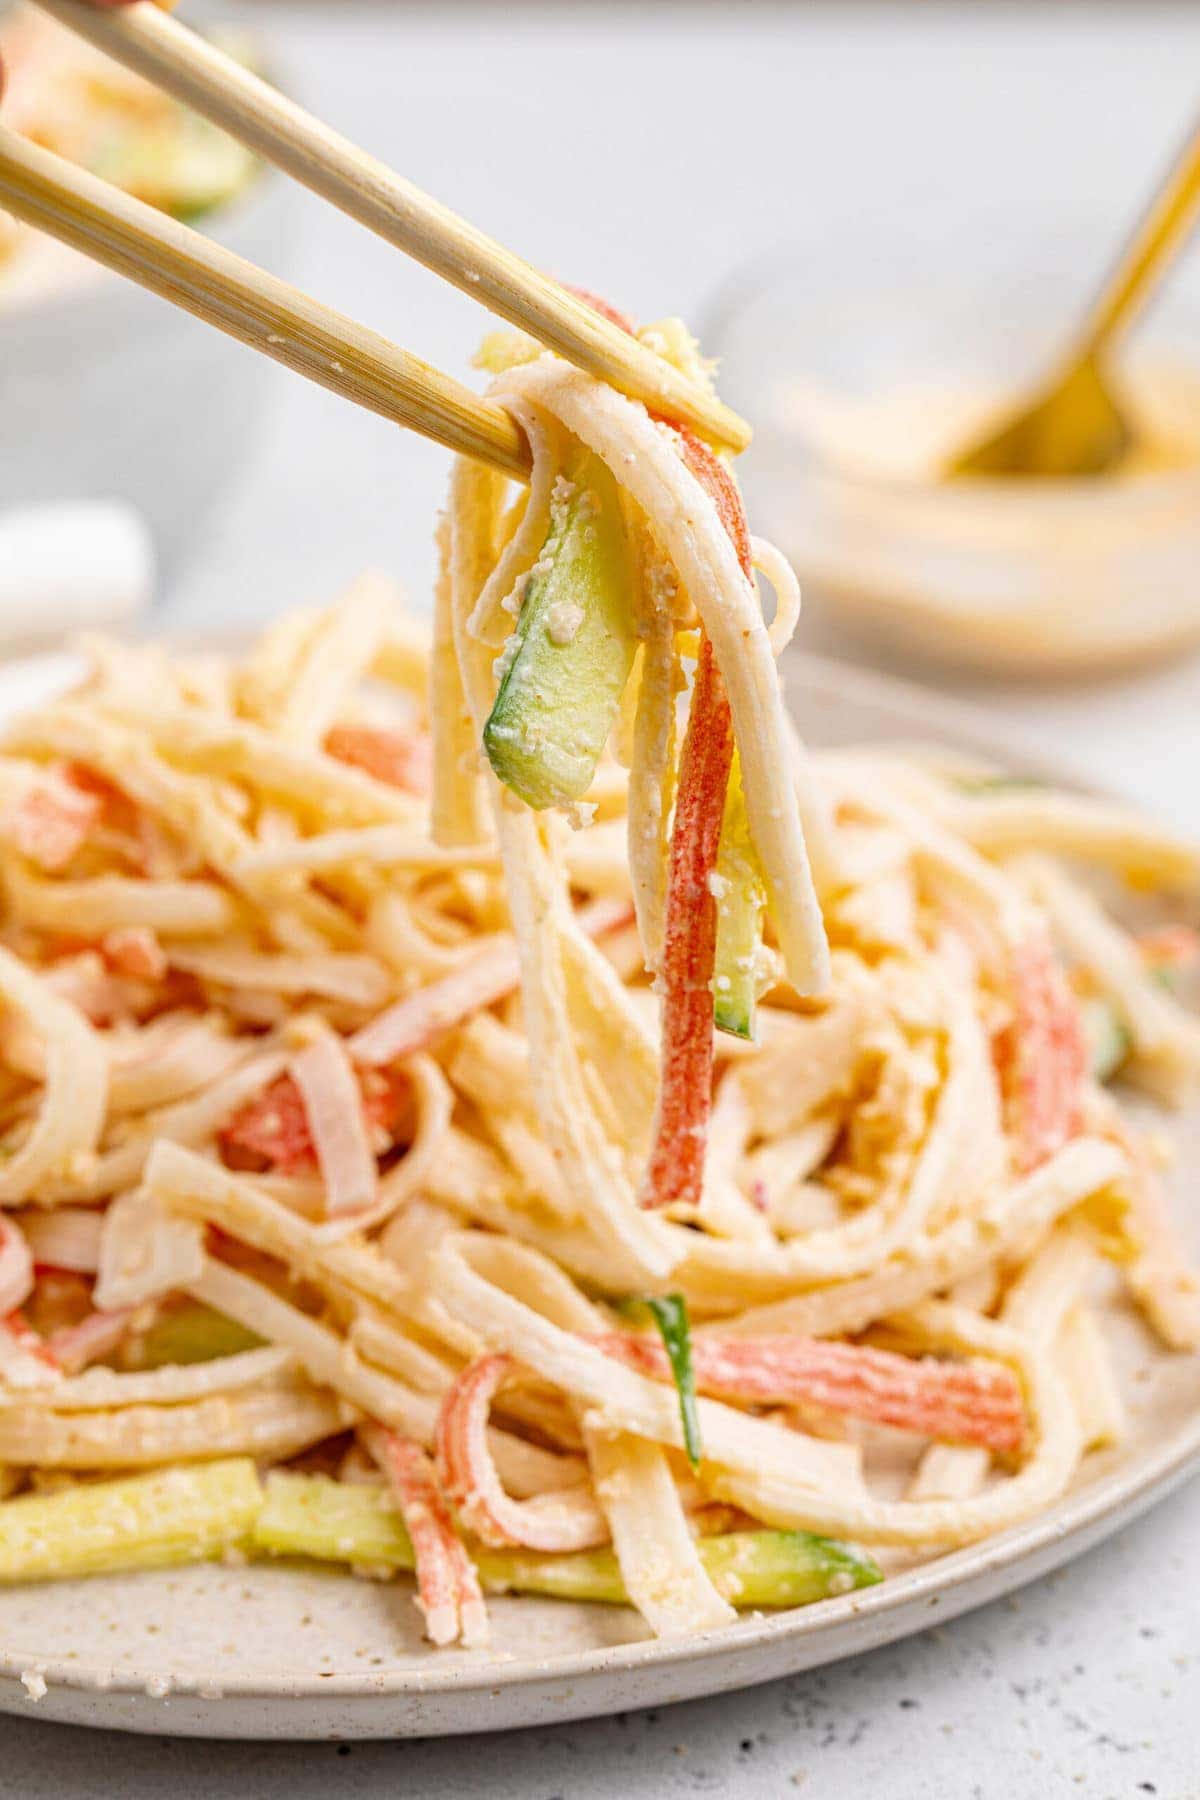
[0,125,532,477]
[25,0,752,459]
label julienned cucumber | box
[0,1460,262,1582]
[481,1528,881,1610]
[254,1473,882,1609]
[483,448,639,810]
[127,1300,263,1369]
[712,755,768,1040]
[0,1467,882,1608]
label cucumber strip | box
[696,1530,881,1608]
[483,448,639,810]
[0,1459,262,1583]
[254,1473,882,1608]
[255,1471,415,1571]
[712,754,768,1040]
[1082,995,1132,1084]
[128,1301,263,1370]
[480,1531,881,1609]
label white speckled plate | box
[0,648,1197,1739]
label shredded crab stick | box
[0,1219,34,1318]
[641,432,749,1210]
[9,767,103,872]
[1137,924,1200,973]
[0,1221,54,1392]
[564,285,639,337]
[364,1427,488,1648]
[324,724,433,795]
[436,1354,609,1551]
[219,1064,408,1175]
[994,933,1088,1173]
[596,1333,1026,1454]
[290,1031,379,1216]
[0,1299,60,1392]
[44,1306,137,1376]
[349,895,633,1068]
[99,926,167,982]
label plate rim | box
[2,1414,1197,1704]
[0,642,1196,1713]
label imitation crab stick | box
[435,1353,609,1552]
[254,1470,882,1608]
[348,894,632,1069]
[219,1064,409,1176]
[1,1310,59,1372]
[0,1219,32,1318]
[45,1306,135,1375]
[595,1332,1026,1454]
[325,724,433,795]
[364,1427,488,1647]
[994,933,1088,1174]
[641,427,757,1210]
[10,770,103,873]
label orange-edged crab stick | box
[994,932,1088,1174]
[436,1354,608,1553]
[640,428,751,1211]
[364,1427,489,1647]
[595,1331,1027,1454]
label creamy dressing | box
[775,357,1200,672]
[783,361,1200,485]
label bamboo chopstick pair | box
[0,0,750,476]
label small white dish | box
[0,175,288,574]
[0,645,1195,1739]
[707,232,1200,676]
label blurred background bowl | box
[707,222,1200,678]
[0,5,290,579]
[0,167,289,577]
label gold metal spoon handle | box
[1078,113,1200,359]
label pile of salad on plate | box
[0,305,1197,1650]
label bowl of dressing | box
[707,230,1200,676]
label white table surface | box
[8,1,1200,1790]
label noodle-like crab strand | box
[595,1332,1026,1454]
[2,1310,60,1371]
[349,896,632,1069]
[44,1306,138,1376]
[436,1354,609,1552]
[994,933,1087,1173]
[10,769,102,872]
[364,1426,488,1648]
[219,1064,408,1176]
[325,725,433,796]
[641,430,750,1210]
[0,1218,34,1318]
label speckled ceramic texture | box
[0,651,1196,1739]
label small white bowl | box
[0,167,289,574]
[707,227,1200,677]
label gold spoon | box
[946,114,1200,480]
